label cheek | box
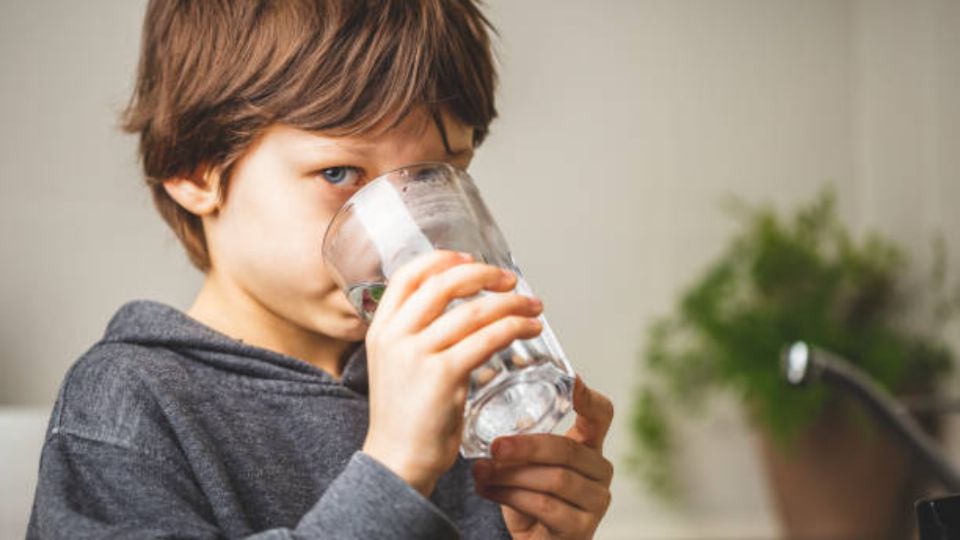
[214,182,337,293]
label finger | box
[441,315,543,378]
[392,263,519,335]
[473,461,610,512]
[500,506,537,534]
[418,292,542,351]
[566,375,615,451]
[477,486,593,535]
[490,433,613,485]
[373,250,471,322]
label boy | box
[28,1,614,538]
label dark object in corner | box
[917,495,960,540]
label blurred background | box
[1,0,958,538]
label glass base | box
[460,364,574,458]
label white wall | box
[0,0,201,408]
[1,1,957,538]
[855,0,960,264]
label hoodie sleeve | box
[27,347,462,539]
[28,432,460,539]
[281,451,461,539]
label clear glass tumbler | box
[322,162,575,458]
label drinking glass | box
[322,162,574,458]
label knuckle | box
[430,358,458,383]
[502,316,526,334]
[535,493,557,516]
[479,262,500,277]
[394,254,430,283]
[451,384,468,406]
[434,351,457,374]
[513,315,539,333]
[562,439,577,467]
[483,295,519,319]
[577,512,596,534]
[460,299,485,320]
[549,468,571,492]
[423,273,455,300]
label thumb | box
[564,375,614,451]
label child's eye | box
[317,166,361,186]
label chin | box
[339,326,369,343]
[333,313,369,342]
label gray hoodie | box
[27,299,509,539]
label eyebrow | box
[298,140,474,161]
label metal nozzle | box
[782,341,812,386]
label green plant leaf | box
[629,185,957,501]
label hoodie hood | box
[99,299,369,395]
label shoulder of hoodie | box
[44,339,197,463]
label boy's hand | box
[362,250,545,496]
[473,376,614,540]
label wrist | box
[361,441,439,496]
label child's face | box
[203,106,475,343]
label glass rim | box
[320,160,466,264]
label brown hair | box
[121,0,498,272]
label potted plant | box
[629,188,960,538]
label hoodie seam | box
[47,427,193,473]
[92,340,368,400]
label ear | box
[162,168,222,216]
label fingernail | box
[457,251,474,262]
[528,296,543,309]
[493,438,513,459]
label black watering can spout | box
[781,341,960,539]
